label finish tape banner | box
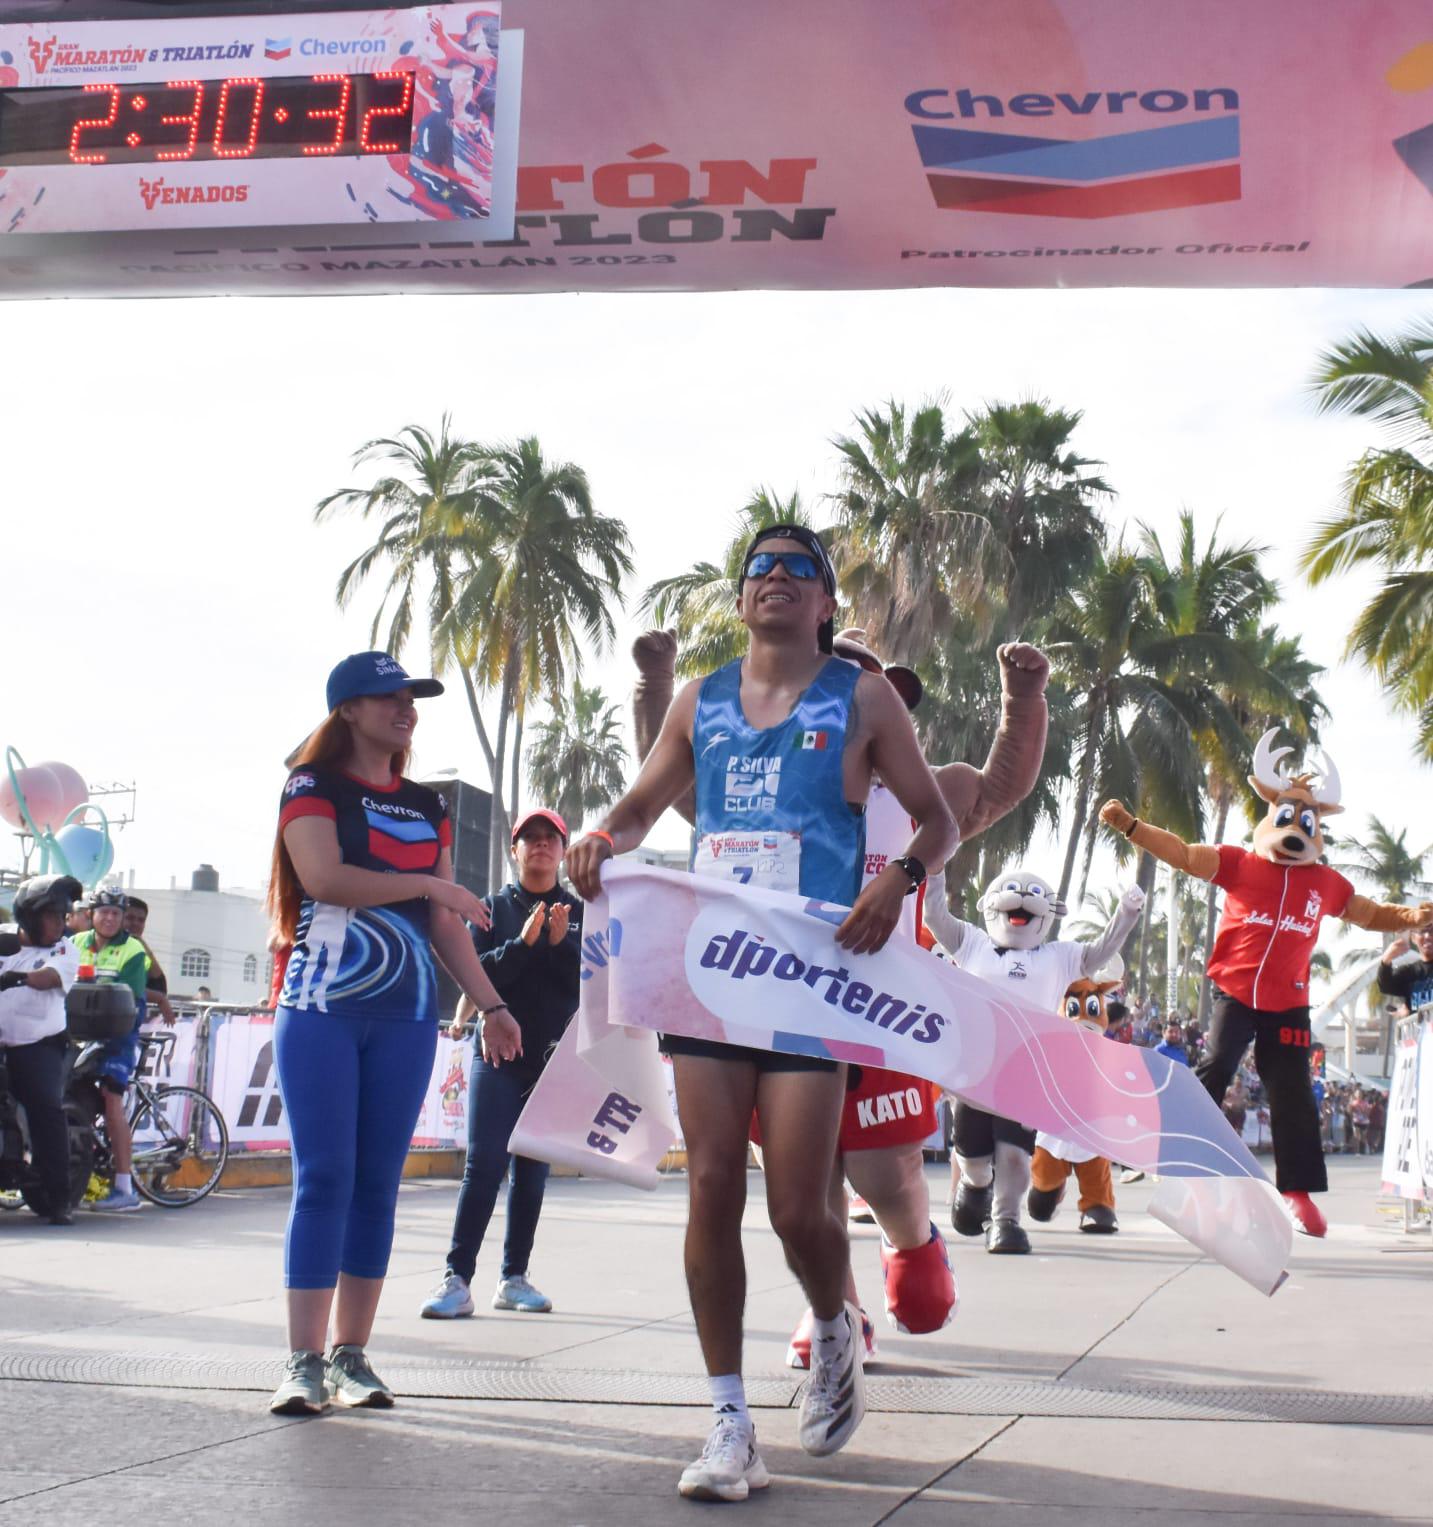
[513,861,1292,1295]
[5,0,1433,296]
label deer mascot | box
[1100,729,1433,1237]
[1027,957,1126,1234]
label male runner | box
[633,625,1050,1353]
[567,526,956,1504]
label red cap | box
[511,808,569,845]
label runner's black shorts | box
[659,1032,839,1074]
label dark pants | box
[1196,991,1326,1194]
[953,1100,1036,1157]
[7,1031,70,1208]
[446,1058,550,1284]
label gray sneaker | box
[420,1271,475,1319]
[492,1273,552,1312]
[325,1344,395,1408]
[269,1350,329,1416]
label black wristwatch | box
[891,855,926,894]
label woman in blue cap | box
[266,652,521,1416]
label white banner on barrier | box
[1382,1021,1431,1202]
[413,1034,476,1148]
[210,1013,288,1152]
[136,1019,199,1090]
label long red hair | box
[266,711,412,943]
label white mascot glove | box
[1120,885,1146,914]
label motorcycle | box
[0,930,125,1217]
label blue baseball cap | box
[326,652,444,712]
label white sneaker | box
[678,1413,770,1502]
[798,1302,866,1457]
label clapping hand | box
[547,902,570,944]
[521,902,548,946]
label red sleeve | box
[278,770,338,830]
[1321,866,1354,920]
[438,816,453,850]
[1212,843,1246,890]
[279,796,337,828]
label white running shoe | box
[798,1302,866,1457]
[678,1413,770,1502]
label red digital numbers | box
[303,73,352,156]
[158,80,203,161]
[361,70,415,153]
[62,69,413,167]
[69,83,119,164]
[213,76,266,158]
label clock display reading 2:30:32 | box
[0,71,417,167]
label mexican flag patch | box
[795,730,829,751]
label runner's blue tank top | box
[691,656,865,905]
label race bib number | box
[693,831,801,893]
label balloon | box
[36,761,88,819]
[0,764,64,832]
[52,823,113,887]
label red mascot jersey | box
[1208,846,1353,1012]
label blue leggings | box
[274,1007,436,1289]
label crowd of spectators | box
[1099,991,1388,1156]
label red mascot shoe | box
[786,1306,877,1369]
[880,1224,957,1334]
[1283,1191,1327,1238]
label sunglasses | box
[742,550,821,583]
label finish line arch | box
[2,0,1431,298]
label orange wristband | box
[586,829,615,849]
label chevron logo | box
[912,116,1241,219]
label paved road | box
[1,1154,1428,1524]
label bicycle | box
[101,1030,231,1207]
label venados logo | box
[905,86,1241,219]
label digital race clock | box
[0,3,513,233]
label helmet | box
[90,887,129,911]
[13,874,84,942]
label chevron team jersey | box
[691,656,865,907]
[277,766,452,1021]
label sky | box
[3,282,1430,983]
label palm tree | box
[314,416,509,808]
[832,398,1108,908]
[967,399,1112,636]
[829,397,1111,662]
[1046,543,1208,917]
[828,399,997,659]
[640,487,815,677]
[1330,816,1432,906]
[441,437,633,887]
[525,683,629,836]
[1303,322,1433,761]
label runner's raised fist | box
[997,642,1050,697]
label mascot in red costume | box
[1100,729,1433,1237]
